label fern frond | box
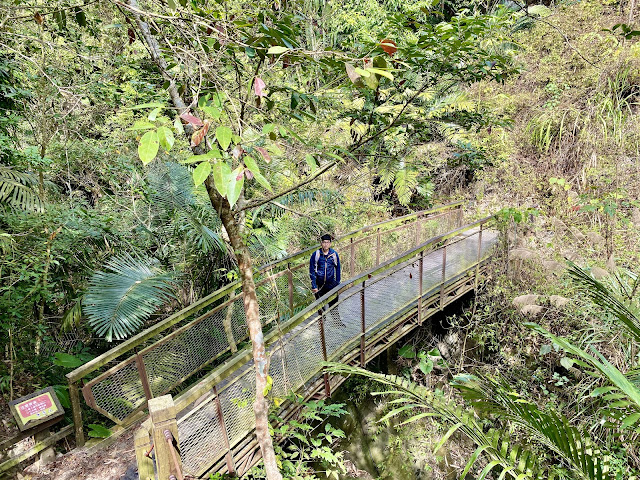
[0,166,44,212]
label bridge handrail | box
[67,201,462,384]
[173,214,495,413]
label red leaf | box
[380,38,397,56]
[254,77,267,97]
[244,168,254,180]
[128,28,136,44]
[34,12,44,25]
[180,111,204,127]
[255,146,271,163]
[236,170,245,181]
[190,120,210,147]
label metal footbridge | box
[66,203,499,478]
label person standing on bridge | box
[309,234,342,320]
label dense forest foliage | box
[1,0,640,478]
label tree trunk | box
[127,2,282,478]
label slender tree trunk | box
[126,2,282,477]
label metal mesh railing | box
[77,205,464,425]
[176,221,499,477]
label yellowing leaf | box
[192,161,211,187]
[212,161,231,197]
[305,154,318,172]
[367,67,394,81]
[267,46,289,55]
[138,130,159,165]
[226,166,244,208]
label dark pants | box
[314,284,339,310]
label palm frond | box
[568,262,640,343]
[326,363,543,479]
[0,166,44,212]
[84,254,176,342]
[454,374,616,480]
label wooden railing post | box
[67,378,85,447]
[134,427,155,480]
[136,354,153,401]
[418,252,424,325]
[440,245,447,310]
[360,283,366,367]
[415,214,421,246]
[149,395,181,480]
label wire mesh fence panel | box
[142,307,231,397]
[324,290,362,359]
[256,279,282,325]
[178,395,227,476]
[228,296,248,345]
[363,259,420,333]
[88,360,146,422]
[352,236,377,275]
[219,369,256,447]
[292,264,314,309]
[285,319,325,389]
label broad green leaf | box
[560,357,574,369]
[53,352,86,368]
[353,67,371,77]
[244,156,273,192]
[419,357,433,375]
[138,130,159,165]
[305,154,318,172]
[148,106,163,121]
[182,148,222,164]
[216,126,232,150]
[88,424,112,438]
[267,46,289,55]
[157,126,174,152]
[192,161,212,187]
[202,106,221,120]
[226,166,244,208]
[621,412,640,429]
[212,162,231,197]
[128,121,155,131]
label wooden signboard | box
[9,387,64,432]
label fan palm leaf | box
[0,166,44,212]
[84,254,176,342]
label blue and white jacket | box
[309,248,341,290]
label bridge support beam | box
[149,395,181,480]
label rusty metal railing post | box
[376,229,381,266]
[136,354,153,401]
[440,244,447,310]
[475,223,483,290]
[350,238,355,277]
[457,204,463,227]
[360,283,366,367]
[287,264,294,315]
[317,310,331,397]
[164,430,184,480]
[415,214,421,246]
[213,386,236,475]
[418,252,424,325]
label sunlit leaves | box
[267,46,289,55]
[157,126,174,152]
[192,161,212,187]
[216,126,232,150]
[138,130,159,165]
[227,166,244,207]
[244,155,272,191]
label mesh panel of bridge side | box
[90,360,146,422]
[352,236,376,276]
[445,232,480,283]
[143,306,230,396]
[363,258,420,333]
[219,368,256,447]
[256,279,282,326]
[292,265,314,309]
[324,289,362,359]
[229,296,249,345]
[422,245,445,295]
[178,395,226,476]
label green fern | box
[84,254,176,342]
[0,166,44,212]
